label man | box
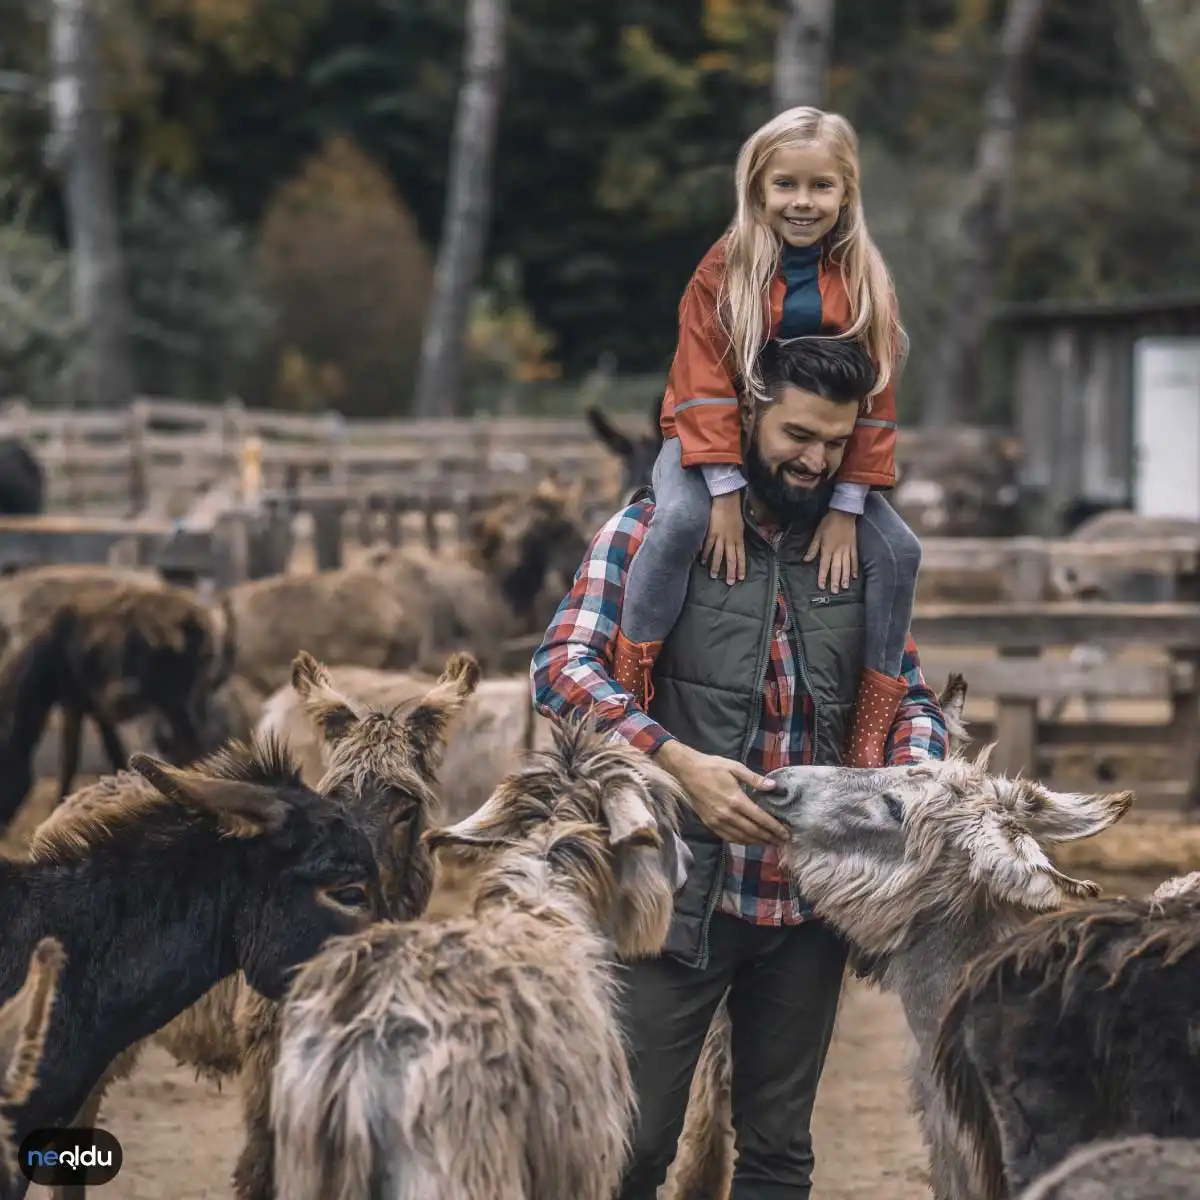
[530,335,948,1199]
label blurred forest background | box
[0,0,1197,424]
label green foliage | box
[0,0,1196,413]
[122,176,274,399]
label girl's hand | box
[702,492,746,585]
[804,510,858,592]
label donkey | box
[41,649,479,1200]
[0,939,64,1195]
[740,747,1132,1200]
[0,439,43,517]
[1,737,381,1200]
[1017,1136,1200,1200]
[585,397,663,504]
[271,719,693,1200]
[660,672,976,1200]
[933,884,1200,1198]
[0,584,236,830]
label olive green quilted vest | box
[646,503,866,967]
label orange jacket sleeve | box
[660,243,745,469]
[836,370,897,489]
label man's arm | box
[884,634,949,765]
[529,501,675,755]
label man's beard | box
[743,437,834,525]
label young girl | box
[613,105,923,770]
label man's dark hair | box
[757,336,877,406]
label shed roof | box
[994,292,1200,327]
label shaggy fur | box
[2,737,380,1200]
[0,938,64,1194]
[933,890,1200,1199]
[660,673,974,1200]
[271,720,691,1200]
[256,663,554,822]
[44,651,478,1200]
[0,582,237,829]
[1017,1136,1200,1199]
[225,474,590,693]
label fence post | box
[992,539,1050,778]
[240,435,263,505]
[323,410,347,488]
[128,398,150,516]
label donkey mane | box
[26,735,306,864]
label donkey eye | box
[322,883,371,910]
[882,793,904,823]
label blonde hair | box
[719,106,907,408]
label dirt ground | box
[11,776,1175,1200]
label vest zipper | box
[696,551,780,969]
[780,570,820,760]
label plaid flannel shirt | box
[529,497,948,927]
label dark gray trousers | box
[615,912,848,1200]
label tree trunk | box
[48,0,135,409]
[773,0,836,112]
[411,0,508,418]
[1109,0,1200,171]
[923,0,1049,428]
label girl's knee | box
[651,490,711,554]
[893,519,923,572]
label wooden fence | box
[0,396,1017,522]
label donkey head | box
[426,719,692,958]
[291,649,481,918]
[756,756,1132,958]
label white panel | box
[1133,338,1200,519]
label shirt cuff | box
[830,481,869,515]
[701,464,747,497]
[611,710,676,755]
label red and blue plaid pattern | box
[530,498,948,926]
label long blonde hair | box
[719,107,907,408]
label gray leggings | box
[621,436,922,677]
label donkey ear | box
[404,652,481,777]
[129,753,289,837]
[0,937,64,1104]
[964,810,1100,910]
[1001,779,1133,842]
[291,652,360,745]
[585,407,634,457]
[938,673,970,757]
[599,786,662,849]
[423,792,512,857]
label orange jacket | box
[659,237,897,488]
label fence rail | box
[1,396,1017,522]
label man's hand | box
[654,740,788,846]
[804,509,858,592]
[701,491,746,586]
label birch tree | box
[47,0,135,408]
[923,0,1049,427]
[773,0,835,112]
[411,0,507,418]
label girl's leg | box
[844,492,923,768]
[615,437,714,704]
[858,491,922,677]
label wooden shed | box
[992,293,1200,534]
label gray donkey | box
[662,674,1133,1200]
